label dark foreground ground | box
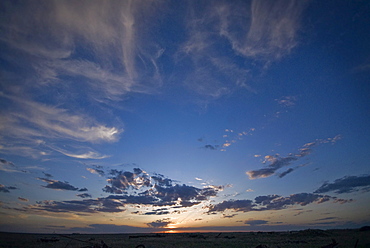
[1,228,370,248]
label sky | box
[0,0,370,234]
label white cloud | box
[0,92,121,144]
[219,0,308,60]
[1,1,163,102]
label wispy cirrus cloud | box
[219,0,308,61]
[1,1,163,99]
[0,93,121,144]
[178,0,308,102]
[0,1,165,160]
[0,92,121,159]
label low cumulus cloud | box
[76,193,92,199]
[208,193,350,213]
[25,168,223,214]
[103,168,223,208]
[314,175,370,194]
[147,219,172,228]
[247,136,341,179]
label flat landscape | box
[1,229,370,248]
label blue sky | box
[0,0,369,233]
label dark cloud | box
[66,224,160,234]
[42,172,53,178]
[314,175,370,194]
[147,218,172,228]
[76,193,92,198]
[45,225,65,228]
[0,184,17,193]
[27,169,223,214]
[208,199,254,212]
[31,198,125,213]
[103,169,222,207]
[144,210,170,215]
[247,155,298,179]
[0,158,25,173]
[204,144,218,150]
[0,158,15,167]
[246,139,334,179]
[38,178,87,191]
[223,214,237,218]
[18,197,28,202]
[208,193,349,213]
[333,198,353,204]
[38,178,78,191]
[279,168,295,178]
[105,168,151,192]
[244,220,268,226]
[315,217,338,221]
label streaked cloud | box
[31,198,125,213]
[38,178,87,192]
[247,136,341,179]
[244,219,268,226]
[220,0,308,61]
[1,1,163,99]
[18,197,29,202]
[0,158,24,173]
[0,184,18,193]
[0,93,121,144]
[314,175,370,194]
[56,150,108,160]
[208,192,350,213]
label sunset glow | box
[0,0,369,234]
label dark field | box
[1,229,370,248]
